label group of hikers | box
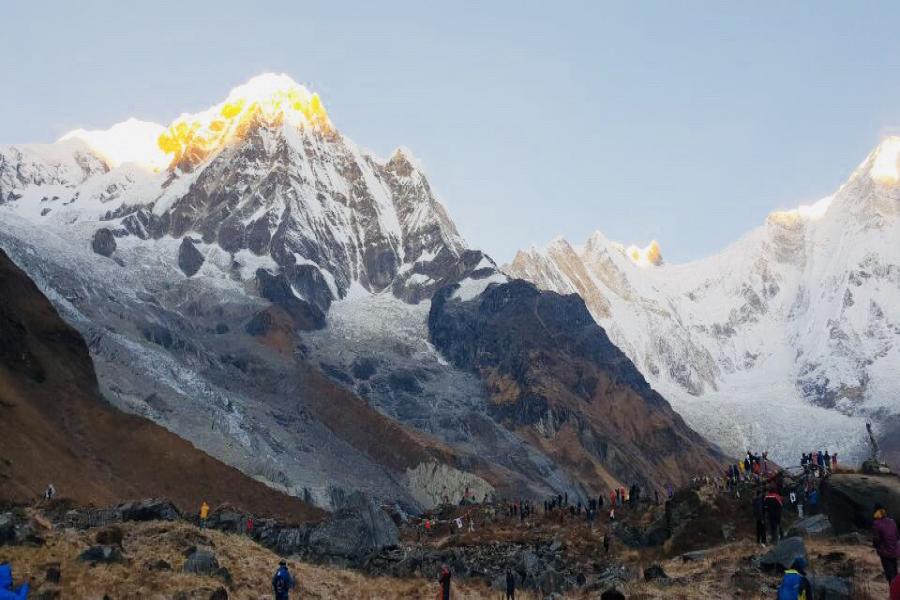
[800,450,837,474]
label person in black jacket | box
[505,570,516,599]
[752,491,767,545]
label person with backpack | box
[764,489,783,543]
[438,564,451,600]
[505,569,516,600]
[272,560,295,600]
[777,557,813,600]
[873,503,900,583]
[199,501,210,529]
[0,562,29,600]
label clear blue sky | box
[4,1,900,263]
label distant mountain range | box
[0,74,722,510]
[507,137,900,469]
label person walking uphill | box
[272,560,295,600]
[505,569,516,600]
[777,557,813,600]
[752,491,767,545]
[764,490,784,543]
[873,503,900,583]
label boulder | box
[78,545,124,564]
[91,228,116,257]
[787,514,834,538]
[643,564,668,581]
[680,549,710,562]
[821,474,900,533]
[95,526,124,546]
[759,537,806,572]
[307,493,399,562]
[0,513,15,544]
[182,548,220,575]
[178,237,205,277]
[600,590,626,600]
[810,575,852,599]
[209,588,228,600]
[118,499,181,523]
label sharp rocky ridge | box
[0,73,723,510]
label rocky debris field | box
[2,473,897,598]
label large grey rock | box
[811,575,852,599]
[91,228,116,257]
[0,513,15,544]
[821,474,900,533]
[178,237,205,277]
[787,514,834,538]
[183,548,220,575]
[759,537,806,572]
[307,493,399,561]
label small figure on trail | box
[752,491,767,545]
[666,482,674,499]
[776,557,812,600]
[272,559,295,600]
[0,562,29,600]
[832,453,838,469]
[609,507,615,522]
[564,492,568,506]
[764,489,783,543]
[438,564,452,600]
[505,569,516,600]
[199,501,210,529]
[873,503,899,583]
[44,483,56,501]
[246,516,254,536]
[603,533,611,554]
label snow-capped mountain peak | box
[60,118,167,171]
[864,135,900,185]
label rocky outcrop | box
[759,537,806,572]
[178,237,205,277]
[405,462,494,509]
[91,228,116,257]
[428,279,724,492]
[787,514,834,538]
[254,268,326,330]
[821,473,900,533]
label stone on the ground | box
[810,575,852,599]
[307,493,398,561]
[183,548,220,575]
[680,548,710,562]
[95,526,124,546]
[600,589,626,600]
[44,563,61,583]
[91,228,116,257]
[787,514,834,538]
[78,545,124,564]
[209,586,228,600]
[759,537,806,572]
[644,564,668,581]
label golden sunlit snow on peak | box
[625,240,663,267]
[60,118,168,171]
[157,73,331,168]
[869,136,900,185]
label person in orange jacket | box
[199,501,210,529]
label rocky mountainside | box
[0,73,723,508]
[0,248,320,521]
[507,137,900,468]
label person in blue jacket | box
[271,560,294,600]
[777,557,813,600]
[0,562,29,600]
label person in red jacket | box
[873,503,900,583]
[437,564,451,600]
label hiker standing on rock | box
[873,503,900,583]
[437,564,451,600]
[44,483,55,500]
[199,501,210,529]
[272,560,295,600]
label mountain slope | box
[507,137,900,468]
[0,73,724,506]
[0,248,322,521]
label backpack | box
[274,570,290,594]
[777,571,807,600]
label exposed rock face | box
[405,462,495,509]
[91,227,116,257]
[178,237,205,277]
[759,537,807,572]
[428,280,724,492]
[821,474,900,534]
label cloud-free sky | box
[4,1,900,263]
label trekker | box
[44,483,55,501]
[505,570,516,600]
[246,516,254,535]
[438,564,452,600]
[752,492,767,545]
[891,572,900,600]
[272,560,295,600]
[823,451,831,473]
[0,562,29,600]
[777,557,813,600]
[764,490,783,543]
[873,503,900,583]
[199,501,210,529]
